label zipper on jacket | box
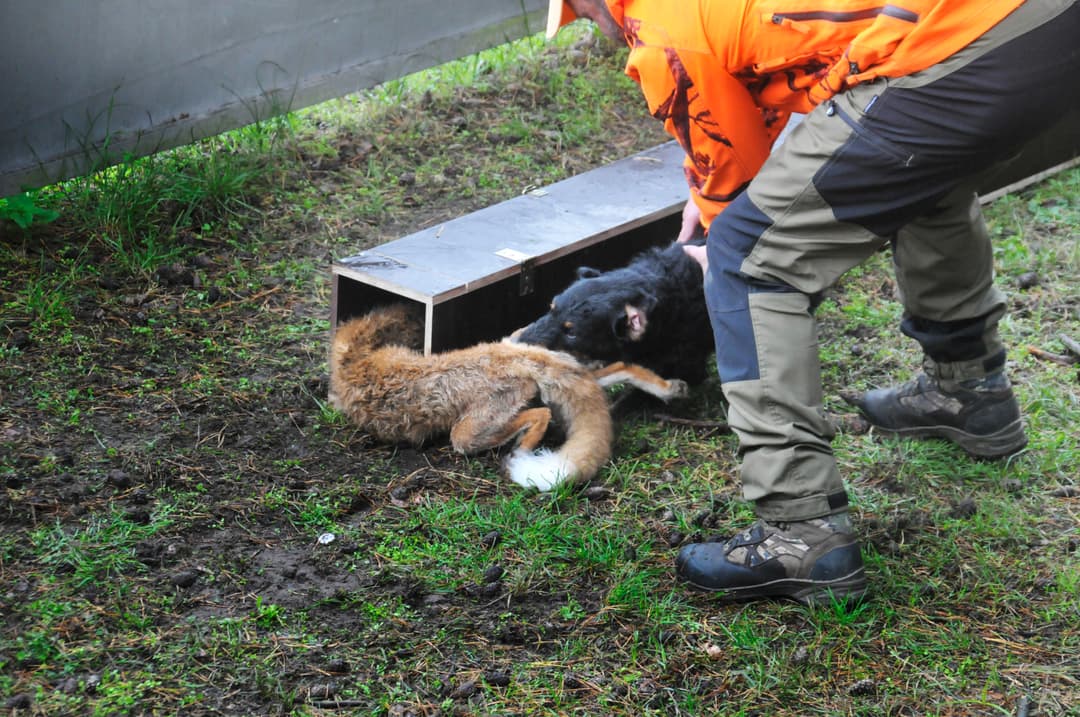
[770,5,920,28]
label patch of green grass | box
[29,506,175,588]
[0,249,79,334]
[32,109,296,283]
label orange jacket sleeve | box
[624,42,786,230]
[622,3,790,230]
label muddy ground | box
[3,33,1079,717]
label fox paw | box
[664,379,690,401]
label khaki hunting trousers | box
[704,0,1080,521]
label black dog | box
[515,240,714,385]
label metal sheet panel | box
[331,141,687,304]
[0,0,546,195]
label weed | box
[252,596,286,629]
[0,189,59,229]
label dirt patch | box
[0,37,694,715]
[4,32,1080,717]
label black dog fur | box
[515,240,714,385]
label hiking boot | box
[675,513,867,606]
[849,369,1026,458]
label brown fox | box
[328,304,687,490]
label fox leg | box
[450,407,552,454]
[501,407,552,451]
[592,362,689,401]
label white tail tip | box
[505,448,574,491]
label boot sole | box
[683,567,868,608]
[873,417,1027,459]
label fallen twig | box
[1058,333,1080,358]
[653,414,732,432]
[1026,345,1078,366]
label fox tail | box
[504,369,613,491]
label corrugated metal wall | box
[2,2,1077,197]
[0,0,546,195]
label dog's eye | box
[562,321,576,339]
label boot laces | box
[724,521,810,568]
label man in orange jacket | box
[548,0,1080,604]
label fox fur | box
[328,304,686,491]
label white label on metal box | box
[495,248,533,263]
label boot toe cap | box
[675,543,783,592]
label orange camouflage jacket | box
[606,0,1027,228]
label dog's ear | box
[576,266,603,280]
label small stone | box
[1016,271,1040,290]
[163,542,189,560]
[309,682,337,700]
[848,678,877,696]
[171,570,199,588]
[483,670,511,688]
[480,530,501,549]
[125,509,151,525]
[4,693,31,709]
[483,564,504,583]
[450,680,477,699]
[107,470,131,489]
[563,674,587,690]
[582,486,611,501]
[325,658,350,674]
[949,497,978,519]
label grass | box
[2,22,1080,717]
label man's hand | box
[682,243,708,273]
[675,199,703,244]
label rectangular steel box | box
[330,141,687,353]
